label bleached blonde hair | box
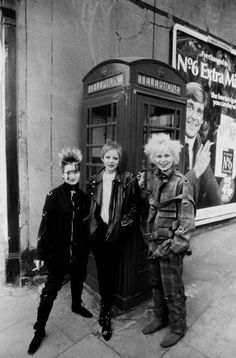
[58,147,82,170]
[100,140,122,160]
[144,133,182,166]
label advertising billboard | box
[172,24,236,224]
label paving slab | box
[50,295,98,342]
[57,334,121,358]
[0,319,73,358]
[184,279,236,358]
[0,285,39,333]
[106,323,168,358]
[162,341,211,358]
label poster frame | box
[172,24,236,226]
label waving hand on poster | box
[193,141,213,179]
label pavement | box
[1,219,236,358]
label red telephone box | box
[81,58,186,310]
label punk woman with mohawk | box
[28,148,92,355]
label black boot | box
[72,303,93,318]
[27,293,54,354]
[98,302,105,326]
[101,311,112,341]
[35,294,54,330]
[28,329,45,355]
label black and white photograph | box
[1,1,236,357]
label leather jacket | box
[88,168,140,242]
[144,168,195,256]
[36,182,90,262]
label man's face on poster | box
[186,98,204,139]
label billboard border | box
[172,23,236,226]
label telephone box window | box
[86,103,117,180]
[144,105,178,127]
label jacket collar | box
[156,167,174,182]
[91,167,122,207]
[93,167,122,184]
[63,182,80,192]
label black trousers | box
[91,221,121,310]
[34,242,90,331]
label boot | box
[98,301,105,326]
[101,310,112,341]
[72,303,93,318]
[33,294,54,332]
[27,293,54,354]
[142,288,168,335]
[142,317,168,334]
[160,331,184,347]
[27,329,45,355]
[71,277,92,318]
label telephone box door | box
[129,94,186,299]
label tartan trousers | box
[148,251,186,334]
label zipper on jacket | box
[70,190,76,258]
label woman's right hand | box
[137,171,145,188]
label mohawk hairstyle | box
[144,133,182,166]
[58,147,82,170]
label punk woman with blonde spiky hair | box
[141,133,196,348]
[144,132,182,168]
[28,148,92,355]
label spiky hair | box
[58,147,82,170]
[144,133,182,166]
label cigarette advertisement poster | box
[172,24,236,212]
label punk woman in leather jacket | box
[88,140,140,341]
[28,148,92,355]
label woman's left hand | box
[121,218,133,227]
